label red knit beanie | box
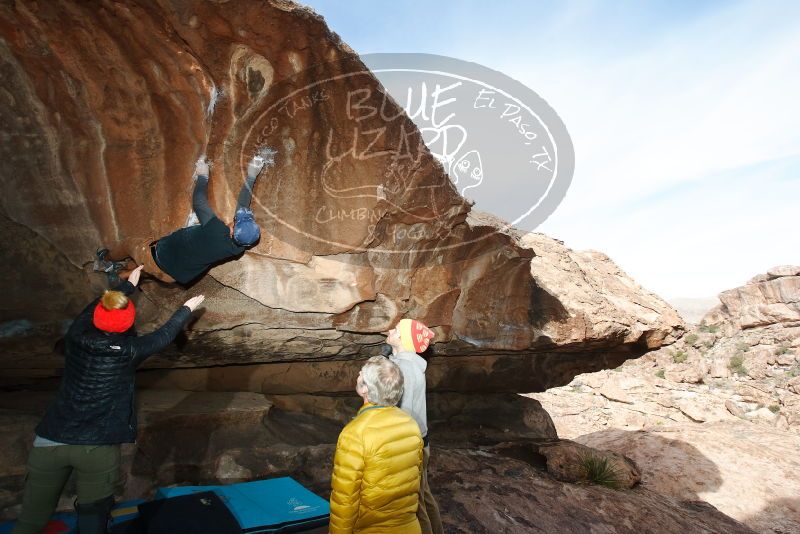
[93,299,136,333]
[397,318,435,353]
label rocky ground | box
[530,266,800,534]
[0,389,756,534]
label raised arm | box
[236,156,262,210]
[237,149,276,210]
[192,157,217,225]
[129,295,205,367]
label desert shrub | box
[672,350,688,364]
[698,323,719,334]
[684,333,698,345]
[768,405,780,414]
[580,454,621,489]
[655,369,666,379]
[775,344,791,356]
[736,342,751,353]
[729,354,747,375]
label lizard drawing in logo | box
[449,149,484,199]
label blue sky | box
[301,0,800,299]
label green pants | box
[12,444,120,534]
[417,445,443,534]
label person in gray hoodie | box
[385,318,443,534]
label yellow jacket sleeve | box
[329,424,366,534]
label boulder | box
[766,265,800,279]
[665,363,706,384]
[708,359,731,378]
[673,397,714,422]
[743,407,778,424]
[745,359,772,380]
[724,399,746,418]
[776,350,797,367]
[706,276,800,330]
[747,274,770,284]
[788,376,800,395]
[536,439,641,489]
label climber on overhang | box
[95,149,276,285]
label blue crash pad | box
[155,477,329,533]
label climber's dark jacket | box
[153,174,246,285]
[155,216,244,285]
[35,280,191,444]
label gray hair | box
[360,355,404,406]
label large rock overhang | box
[0,0,684,394]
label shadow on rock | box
[744,497,800,534]
[129,390,239,492]
[572,424,800,533]
[427,446,753,534]
[574,428,724,502]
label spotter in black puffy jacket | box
[35,280,191,445]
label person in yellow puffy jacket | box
[329,356,424,534]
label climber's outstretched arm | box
[193,157,217,225]
[236,156,263,210]
[237,149,276,210]
[236,170,258,210]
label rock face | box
[0,0,682,395]
[0,388,556,517]
[0,3,689,529]
[530,266,800,533]
[660,267,800,431]
[705,266,800,330]
[531,372,800,534]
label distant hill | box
[667,297,720,324]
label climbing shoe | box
[93,248,115,273]
[94,248,127,274]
